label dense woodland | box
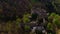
[0,0,60,34]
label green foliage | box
[50,13,56,16]
[48,13,56,18]
[48,13,60,28]
[23,13,31,23]
[53,16,60,28]
[16,18,21,28]
[16,18,21,24]
[47,22,53,30]
[24,25,30,30]
[48,13,56,22]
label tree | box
[53,15,60,28]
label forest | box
[0,0,60,34]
